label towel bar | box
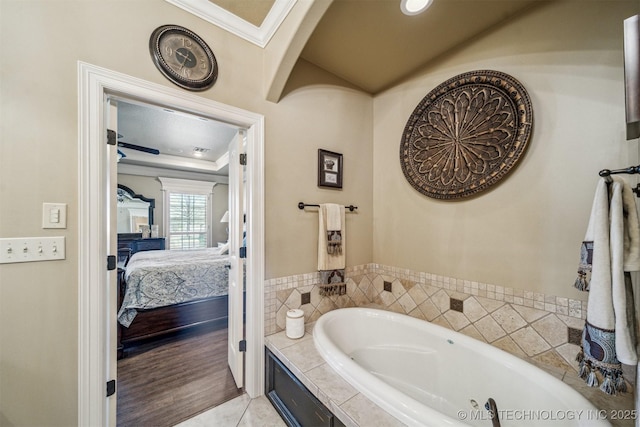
[599,166,640,196]
[298,202,358,212]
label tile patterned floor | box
[173,394,286,427]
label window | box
[159,177,217,250]
[168,192,208,249]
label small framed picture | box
[318,149,343,189]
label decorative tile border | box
[264,263,588,374]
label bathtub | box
[313,307,611,427]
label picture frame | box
[318,149,343,189]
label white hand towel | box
[575,176,640,394]
[610,178,640,365]
[325,204,342,231]
[318,204,345,271]
[323,203,343,255]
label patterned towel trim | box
[576,321,627,395]
[574,241,593,291]
[327,231,342,255]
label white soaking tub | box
[313,307,610,427]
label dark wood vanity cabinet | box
[266,348,345,427]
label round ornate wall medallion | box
[400,70,533,200]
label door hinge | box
[107,255,117,271]
[239,153,247,165]
[107,129,117,146]
[106,379,116,397]
[239,340,247,352]
[239,247,246,259]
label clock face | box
[150,26,218,91]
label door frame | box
[77,61,265,426]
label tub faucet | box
[484,398,501,427]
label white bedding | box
[118,248,230,327]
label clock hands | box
[175,50,189,64]
[175,48,196,69]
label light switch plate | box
[0,237,66,263]
[42,203,67,229]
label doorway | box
[112,98,245,425]
[78,62,265,427]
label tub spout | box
[484,398,500,427]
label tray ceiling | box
[125,0,544,175]
[299,0,542,94]
[170,0,542,94]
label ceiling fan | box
[117,134,160,155]
[107,129,160,155]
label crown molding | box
[165,0,296,48]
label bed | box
[117,247,231,357]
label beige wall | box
[211,183,230,245]
[264,75,374,279]
[2,0,638,424]
[0,0,372,425]
[373,0,640,300]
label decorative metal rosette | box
[400,70,533,200]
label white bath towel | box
[318,204,345,271]
[609,177,640,364]
[326,203,342,232]
[324,203,343,255]
[575,176,640,394]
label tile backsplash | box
[265,264,589,374]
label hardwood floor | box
[117,325,244,427]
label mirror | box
[624,15,639,140]
[117,184,155,234]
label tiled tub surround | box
[266,324,635,427]
[265,264,636,425]
[265,264,592,374]
[266,263,638,407]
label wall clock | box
[149,25,218,91]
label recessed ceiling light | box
[401,0,433,15]
[193,147,209,158]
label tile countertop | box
[265,322,636,427]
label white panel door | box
[227,131,245,389]
[106,98,118,426]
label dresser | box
[127,237,165,253]
[117,234,166,266]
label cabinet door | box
[266,349,342,427]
